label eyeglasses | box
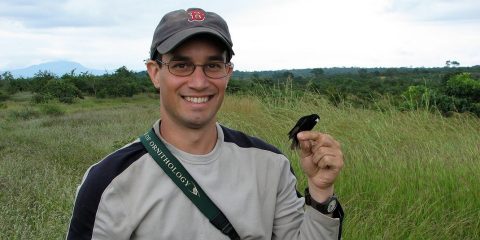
[155,59,233,79]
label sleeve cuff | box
[305,201,344,240]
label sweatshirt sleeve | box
[66,142,146,240]
[272,157,342,240]
[66,166,132,240]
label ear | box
[146,60,161,89]
[224,64,234,89]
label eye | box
[170,61,191,69]
[206,62,223,70]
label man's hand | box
[297,131,344,202]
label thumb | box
[298,134,312,157]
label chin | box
[182,116,215,129]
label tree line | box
[228,66,480,117]
[0,66,153,104]
[1,65,479,117]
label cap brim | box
[156,27,234,55]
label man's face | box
[153,38,232,129]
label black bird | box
[288,114,320,149]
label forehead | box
[167,34,227,60]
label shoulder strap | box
[140,129,240,240]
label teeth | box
[185,96,209,103]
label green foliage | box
[445,73,480,101]
[226,79,250,94]
[6,79,30,94]
[1,72,29,94]
[430,94,456,113]
[8,107,40,120]
[95,66,151,98]
[5,78,29,94]
[27,76,83,104]
[31,92,53,104]
[3,66,480,117]
[40,80,83,103]
[251,74,274,86]
[62,70,97,95]
[96,77,135,98]
[310,68,324,78]
[401,85,434,111]
[357,68,368,78]
[396,73,480,117]
[445,60,460,68]
[0,90,9,102]
[1,71,14,82]
[426,72,480,116]
[38,104,65,116]
[30,71,57,93]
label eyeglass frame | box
[154,58,234,79]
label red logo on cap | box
[188,9,206,22]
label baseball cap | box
[150,8,234,60]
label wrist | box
[304,188,339,215]
[307,182,334,203]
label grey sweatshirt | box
[67,121,341,239]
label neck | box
[159,118,218,155]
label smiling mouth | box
[183,96,211,104]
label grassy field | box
[1,92,479,239]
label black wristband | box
[304,188,338,214]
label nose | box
[187,65,209,90]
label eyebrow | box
[169,55,226,62]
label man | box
[67,8,344,240]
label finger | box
[298,139,314,158]
[309,146,329,164]
[310,141,341,160]
[312,148,344,168]
[316,134,340,149]
[298,132,341,149]
[322,155,344,171]
[302,152,343,180]
[298,139,310,151]
[297,131,321,142]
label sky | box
[0,0,479,72]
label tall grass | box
[1,92,479,239]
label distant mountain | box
[1,61,108,78]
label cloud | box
[0,0,109,28]
[1,0,479,70]
[387,0,480,22]
[0,0,166,29]
[0,0,254,29]
[229,0,403,69]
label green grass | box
[1,93,479,239]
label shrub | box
[92,66,146,98]
[0,91,9,102]
[31,93,53,104]
[63,71,97,95]
[445,73,480,101]
[42,80,82,103]
[431,94,456,113]
[95,77,138,98]
[39,104,65,116]
[8,107,40,120]
[401,85,434,111]
[30,71,57,92]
